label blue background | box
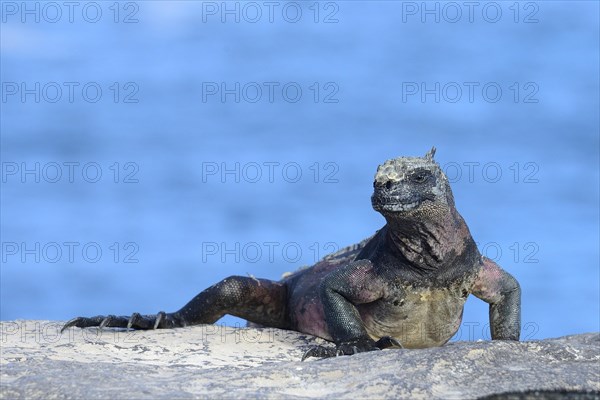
[1,1,599,341]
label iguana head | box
[371,147,454,216]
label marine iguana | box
[62,148,521,359]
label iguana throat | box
[372,147,470,272]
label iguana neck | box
[384,205,470,273]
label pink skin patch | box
[293,296,330,340]
[472,257,506,303]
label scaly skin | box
[62,148,521,359]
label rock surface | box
[0,321,598,399]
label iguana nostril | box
[385,181,393,190]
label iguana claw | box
[154,311,166,329]
[127,312,143,329]
[99,315,116,329]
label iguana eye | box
[412,172,429,183]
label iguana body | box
[63,148,521,358]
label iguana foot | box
[60,311,184,333]
[301,336,402,361]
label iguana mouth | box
[371,195,422,213]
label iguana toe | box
[99,315,116,329]
[60,317,86,332]
[127,312,142,329]
[154,311,166,329]
[301,345,338,361]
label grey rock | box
[1,321,598,399]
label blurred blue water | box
[1,1,598,341]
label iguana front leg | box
[303,260,401,360]
[472,257,521,340]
